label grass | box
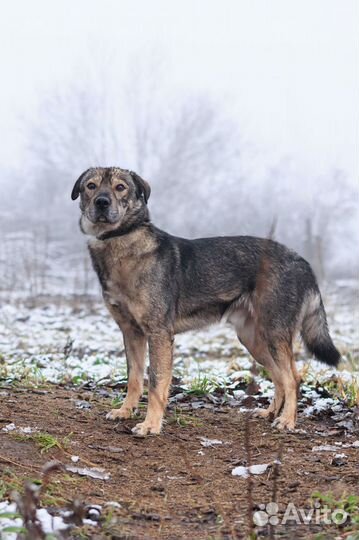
[0,468,80,507]
[341,376,359,407]
[111,395,124,408]
[167,407,203,428]
[320,375,359,407]
[12,431,72,454]
[93,356,110,365]
[311,491,359,529]
[186,374,224,397]
[0,468,24,499]
[256,365,270,380]
[300,361,359,408]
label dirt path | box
[0,386,358,539]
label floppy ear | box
[71,169,93,200]
[130,171,151,204]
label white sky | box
[0,0,358,183]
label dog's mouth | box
[86,210,121,225]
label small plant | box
[34,433,63,453]
[13,431,72,454]
[343,377,359,407]
[71,373,88,385]
[321,375,359,407]
[93,357,109,365]
[256,365,270,380]
[168,408,203,428]
[111,395,123,408]
[311,491,359,527]
[0,469,24,499]
[186,375,222,397]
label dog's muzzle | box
[94,195,111,222]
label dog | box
[71,166,340,436]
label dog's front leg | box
[132,331,173,437]
[106,327,146,421]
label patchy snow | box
[231,463,270,478]
[200,437,223,447]
[303,397,338,416]
[0,282,357,389]
[0,281,357,435]
[104,501,122,509]
[0,502,23,540]
[312,445,340,452]
[1,424,38,434]
[66,465,111,480]
[2,423,16,432]
[0,501,68,539]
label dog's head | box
[71,167,151,237]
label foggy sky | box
[0,0,358,186]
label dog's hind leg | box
[132,331,174,437]
[234,313,285,420]
[243,343,284,419]
[106,327,147,421]
[254,366,285,420]
[290,354,302,388]
[271,342,300,431]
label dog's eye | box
[87,182,96,190]
[116,184,126,192]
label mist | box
[0,0,358,297]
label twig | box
[269,435,284,540]
[0,453,42,471]
[244,411,254,537]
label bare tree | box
[23,54,243,238]
[2,52,355,299]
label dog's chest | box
[89,241,146,324]
[104,275,149,330]
[103,278,132,307]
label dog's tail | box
[301,292,340,367]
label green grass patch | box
[12,431,72,454]
[168,407,203,428]
[0,467,82,507]
[311,491,359,528]
[186,375,224,397]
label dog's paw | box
[131,421,161,438]
[272,415,295,431]
[106,407,132,421]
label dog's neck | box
[88,219,156,262]
[97,218,150,241]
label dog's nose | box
[95,196,111,209]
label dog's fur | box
[72,166,340,436]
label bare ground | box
[0,385,358,539]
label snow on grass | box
[0,500,99,539]
[0,501,69,539]
[0,281,357,396]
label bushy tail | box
[301,292,340,367]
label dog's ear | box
[130,171,151,204]
[71,169,93,200]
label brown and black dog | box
[72,167,340,436]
